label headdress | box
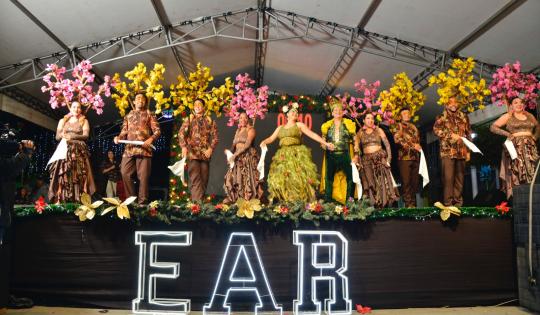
[282,102,300,114]
[428,57,491,112]
[378,72,426,123]
[489,61,540,109]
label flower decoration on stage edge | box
[236,198,262,219]
[273,205,289,215]
[41,60,112,115]
[167,63,234,118]
[434,201,462,221]
[378,72,426,125]
[306,201,323,214]
[428,57,491,112]
[489,61,540,109]
[188,202,201,215]
[101,196,137,219]
[34,196,47,214]
[74,193,103,221]
[148,200,160,217]
[356,304,372,314]
[215,203,230,212]
[495,201,510,214]
[111,62,168,117]
[225,73,269,126]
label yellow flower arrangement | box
[148,200,160,209]
[428,57,491,112]
[167,63,234,117]
[74,193,103,221]
[101,196,137,219]
[111,63,168,117]
[235,198,262,219]
[378,72,426,123]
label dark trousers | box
[121,156,151,204]
[188,159,210,201]
[325,152,354,202]
[441,158,466,206]
[398,160,420,207]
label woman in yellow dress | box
[260,103,334,202]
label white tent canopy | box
[1,0,539,125]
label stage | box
[7,209,516,311]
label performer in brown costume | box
[490,96,539,198]
[393,108,422,207]
[178,98,219,201]
[223,112,263,203]
[433,96,472,206]
[354,112,399,208]
[114,93,161,205]
[49,101,96,203]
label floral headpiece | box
[167,63,234,118]
[225,73,269,126]
[111,63,167,117]
[328,97,345,111]
[489,61,540,109]
[428,57,491,112]
[41,60,112,115]
[378,72,426,123]
[282,102,300,114]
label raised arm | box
[490,113,511,137]
[260,126,281,147]
[297,122,332,149]
[55,119,65,141]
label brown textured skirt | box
[223,146,263,203]
[48,140,96,203]
[360,150,399,208]
[500,135,539,198]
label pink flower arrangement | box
[41,60,113,115]
[489,61,540,109]
[226,73,269,126]
[338,79,388,124]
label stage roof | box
[1,0,539,126]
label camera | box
[0,123,21,157]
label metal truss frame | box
[0,5,524,95]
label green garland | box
[266,94,330,113]
[14,200,510,226]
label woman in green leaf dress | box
[260,103,335,202]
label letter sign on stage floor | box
[203,232,283,315]
[293,231,352,315]
[133,231,193,315]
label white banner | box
[350,162,363,200]
[461,137,483,155]
[257,146,268,180]
[47,139,67,166]
[168,157,187,186]
[504,139,518,160]
[419,150,430,188]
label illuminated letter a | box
[203,232,282,314]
